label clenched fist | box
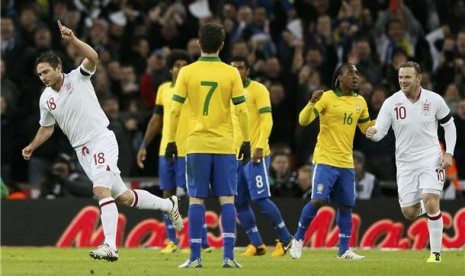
[365,126,378,139]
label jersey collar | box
[243,78,251,88]
[198,56,221,62]
[334,87,356,97]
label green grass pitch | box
[1,247,464,275]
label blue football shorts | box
[158,156,187,190]
[311,163,355,207]
[236,156,271,202]
[186,153,237,198]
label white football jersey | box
[39,64,109,147]
[372,88,450,169]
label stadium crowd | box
[1,0,465,199]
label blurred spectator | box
[337,0,374,33]
[357,81,374,101]
[88,19,111,55]
[46,0,86,50]
[301,46,333,87]
[381,46,408,92]
[355,86,396,181]
[433,34,459,93]
[443,83,462,114]
[93,65,112,99]
[147,2,189,50]
[1,59,20,112]
[1,95,21,184]
[454,29,465,92]
[139,49,170,110]
[269,151,299,197]
[21,114,70,186]
[350,37,382,85]
[17,2,40,49]
[119,64,140,110]
[106,60,123,97]
[101,95,138,177]
[296,164,313,199]
[373,1,423,64]
[277,28,304,73]
[453,99,465,179]
[16,23,71,115]
[187,37,201,60]
[294,84,321,166]
[1,14,24,73]
[120,36,150,77]
[441,0,465,35]
[39,153,92,199]
[425,25,450,71]
[304,14,338,73]
[268,81,296,148]
[353,150,382,199]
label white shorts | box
[397,163,444,208]
[75,129,128,198]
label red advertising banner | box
[2,198,464,249]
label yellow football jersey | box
[299,89,372,168]
[172,56,246,154]
[233,79,272,156]
[156,82,190,156]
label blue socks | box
[235,201,264,246]
[188,204,204,261]
[294,202,319,241]
[255,198,292,244]
[221,203,236,259]
[337,209,352,256]
[201,222,209,248]
[163,214,178,244]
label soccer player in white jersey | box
[366,61,457,263]
[21,21,183,262]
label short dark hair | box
[35,51,62,69]
[230,55,249,68]
[166,50,192,69]
[198,23,225,54]
[399,61,422,75]
[331,63,353,89]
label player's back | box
[175,57,244,154]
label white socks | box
[130,189,172,212]
[427,211,443,253]
[99,197,118,250]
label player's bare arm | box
[58,20,98,72]
[22,125,55,160]
[137,113,162,169]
